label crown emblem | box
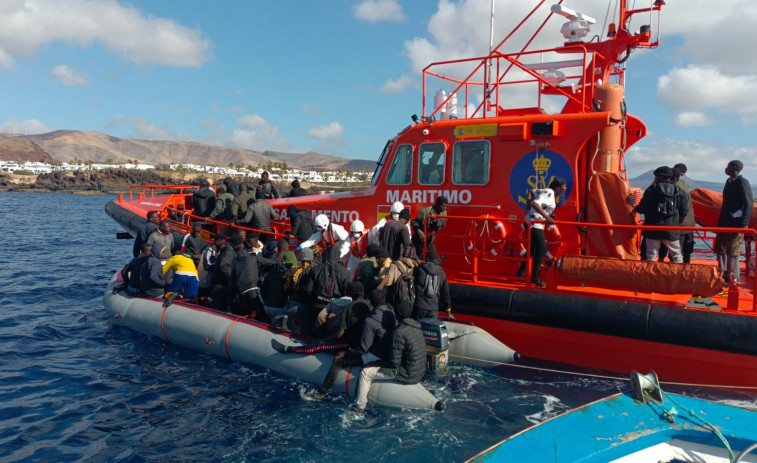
[532,154,551,173]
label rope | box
[448,353,757,390]
[644,388,735,462]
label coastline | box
[0,169,368,195]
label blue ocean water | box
[1,191,755,463]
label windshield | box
[371,140,394,185]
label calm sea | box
[1,191,755,463]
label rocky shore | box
[0,169,367,195]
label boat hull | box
[469,391,757,462]
[103,273,442,410]
[449,284,757,387]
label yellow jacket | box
[163,254,199,278]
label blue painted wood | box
[469,392,757,462]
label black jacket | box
[288,206,316,242]
[229,250,262,297]
[354,303,397,360]
[718,175,753,228]
[211,244,237,288]
[289,187,308,197]
[223,178,241,197]
[138,245,165,298]
[133,220,158,257]
[636,181,688,241]
[192,182,216,217]
[412,261,451,319]
[304,246,351,308]
[257,180,280,199]
[383,318,426,384]
[380,219,411,260]
[261,260,291,308]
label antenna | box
[551,3,596,42]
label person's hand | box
[625,194,636,206]
[383,258,392,268]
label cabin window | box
[452,140,490,185]
[418,142,446,185]
[385,144,413,185]
[371,140,392,185]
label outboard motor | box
[420,319,449,372]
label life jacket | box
[317,224,338,251]
[350,234,366,258]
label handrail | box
[438,212,757,310]
[128,184,196,200]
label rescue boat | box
[103,272,518,410]
[105,1,757,389]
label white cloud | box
[52,64,90,86]
[0,47,14,71]
[658,66,757,125]
[0,0,211,68]
[0,119,53,134]
[380,74,414,94]
[353,0,405,23]
[306,122,344,140]
[673,112,716,127]
[107,115,178,140]
[229,114,288,151]
[305,121,345,153]
[627,139,757,182]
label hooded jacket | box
[231,185,256,219]
[192,180,216,217]
[211,243,237,288]
[257,179,280,199]
[304,246,351,308]
[288,206,317,242]
[383,318,426,384]
[237,199,276,231]
[138,244,166,298]
[412,261,451,319]
[223,177,241,197]
[133,220,159,258]
[636,180,688,241]
[354,303,397,360]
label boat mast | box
[486,0,496,118]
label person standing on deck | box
[411,196,448,260]
[181,223,205,267]
[673,164,696,263]
[716,160,753,284]
[146,220,174,265]
[256,171,280,199]
[516,178,568,286]
[634,167,688,263]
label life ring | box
[544,224,563,260]
[463,215,508,262]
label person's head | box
[398,209,411,224]
[287,205,299,218]
[177,204,184,212]
[299,247,314,263]
[245,232,260,249]
[261,171,270,182]
[213,234,227,249]
[672,167,681,182]
[199,179,210,188]
[238,229,247,241]
[314,214,330,231]
[548,177,568,195]
[172,248,184,256]
[426,251,442,266]
[230,231,244,249]
[291,179,300,189]
[191,223,202,236]
[216,186,226,196]
[653,166,674,183]
[141,243,152,256]
[224,177,233,186]
[347,281,364,300]
[147,211,160,224]
[433,196,449,214]
[158,220,170,234]
[366,243,381,258]
[726,160,744,178]
[370,288,387,306]
[151,244,164,259]
[264,240,278,257]
[350,219,365,239]
[277,238,290,254]
[390,201,404,221]
[674,163,687,176]
[374,245,390,266]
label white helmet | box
[350,219,365,233]
[390,201,404,213]
[314,214,330,230]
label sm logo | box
[509,150,573,209]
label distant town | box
[0,160,374,183]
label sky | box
[0,0,756,182]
